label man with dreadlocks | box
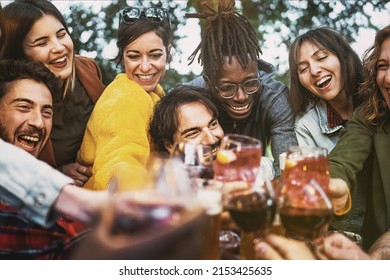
[185,0,297,176]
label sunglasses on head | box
[119,7,171,26]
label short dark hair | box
[113,15,173,67]
[149,85,218,152]
[0,59,60,101]
[186,0,261,85]
[289,27,363,115]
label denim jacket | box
[295,99,344,153]
[186,59,298,176]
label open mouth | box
[49,55,67,65]
[316,75,332,88]
[17,134,40,150]
[136,73,156,82]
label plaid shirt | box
[327,103,346,128]
[0,203,89,260]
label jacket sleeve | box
[78,80,153,191]
[262,84,298,176]
[0,139,73,227]
[329,109,374,189]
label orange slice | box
[216,150,237,164]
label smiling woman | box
[288,27,363,153]
[77,6,173,191]
[0,0,105,187]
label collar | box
[327,103,346,128]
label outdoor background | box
[4,0,389,88]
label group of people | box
[0,0,389,260]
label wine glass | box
[215,134,276,259]
[171,142,215,182]
[110,154,197,235]
[171,142,223,259]
[279,146,333,241]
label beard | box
[0,120,12,144]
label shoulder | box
[75,55,100,70]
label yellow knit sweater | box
[77,73,164,191]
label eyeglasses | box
[214,77,261,99]
[119,7,171,26]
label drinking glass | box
[171,143,223,259]
[279,146,333,241]
[171,142,215,181]
[215,134,276,259]
[111,154,196,235]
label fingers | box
[255,234,316,260]
[255,241,284,260]
[60,163,91,186]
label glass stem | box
[239,231,260,260]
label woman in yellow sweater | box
[77,7,173,190]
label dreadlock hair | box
[186,0,262,85]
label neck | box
[327,93,354,120]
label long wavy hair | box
[289,27,363,115]
[359,25,390,125]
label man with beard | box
[0,59,101,259]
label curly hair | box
[359,25,390,125]
[186,0,261,85]
[149,85,218,153]
[288,27,363,115]
[0,59,60,101]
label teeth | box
[20,135,39,142]
[316,76,331,87]
[229,103,249,111]
[51,56,66,64]
[137,74,154,81]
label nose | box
[310,62,322,76]
[384,68,390,84]
[140,57,152,72]
[28,111,44,129]
[233,85,247,101]
[51,38,66,53]
[201,128,217,145]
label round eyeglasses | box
[120,7,171,26]
[214,78,261,99]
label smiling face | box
[23,14,74,81]
[0,79,53,158]
[212,57,259,120]
[376,37,390,109]
[297,41,345,102]
[123,31,168,93]
[166,101,224,154]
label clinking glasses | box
[120,7,171,26]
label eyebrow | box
[126,48,163,54]
[27,28,66,45]
[10,98,53,110]
[180,118,216,136]
[298,48,326,66]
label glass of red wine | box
[215,134,276,259]
[279,146,333,241]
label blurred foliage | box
[62,0,389,88]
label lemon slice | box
[216,150,237,164]
[285,158,298,169]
